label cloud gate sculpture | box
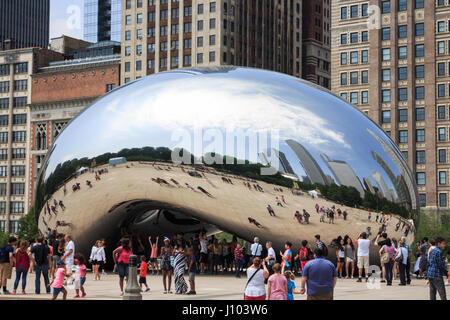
[35,67,418,263]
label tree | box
[0,230,8,246]
[17,207,39,240]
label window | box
[416,108,425,121]
[340,93,348,100]
[209,51,216,62]
[398,88,408,101]
[382,89,391,102]
[0,98,8,109]
[11,183,24,195]
[415,86,425,99]
[126,15,131,25]
[198,20,203,31]
[0,82,9,93]
[398,25,407,38]
[160,25,168,36]
[198,3,204,14]
[0,65,9,75]
[184,22,192,33]
[416,151,425,164]
[11,166,25,176]
[210,2,216,12]
[362,91,368,104]
[416,129,425,142]
[416,65,425,78]
[439,193,447,207]
[171,7,179,18]
[382,69,391,82]
[148,27,155,38]
[361,50,368,63]
[12,131,26,142]
[399,130,408,143]
[438,41,445,55]
[416,173,425,185]
[183,38,192,49]
[10,202,24,214]
[350,72,358,84]
[125,30,131,40]
[361,70,368,83]
[184,6,192,17]
[124,61,131,72]
[398,46,407,59]
[362,31,368,42]
[415,0,424,9]
[0,150,6,160]
[136,44,142,55]
[14,80,27,91]
[209,35,216,46]
[197,36,203,47]
[439,149,447,163]
[9,221,19,233]
[350,5,358,18]
[170,40,179,50]
[382,28,391,40]
[350,51,358,64]
[14,63,28,74]
[415,23,424,36]
[171,24,179,35]
[183,55,191,66]
[438,106,446,119]
[415,44,424,57]
[137,13,143,23]
[136,60,142,71]
[0,183,5,195]
[0,116,8,126]
[159,58,167,69]
[399,109,408,122]
[137,0,142,7]
[340,73,347,85]
[398,67,407,80]
[382,48,391,61]
[13,114,26,125]
[439,127,446,141]
[438,84,446,97]
[382,110,391,123]
[438,62,446,76]
[197,53,203,63]
[401,151,408,161]
[440,171,447,185]
[381,1,391,14]
[148,11,155,22]
[147,59,155,70]
[398,0,407,11]
[362,3,368,16]
[341,53,347,65]
[341,34,347,44]
[438,21,446,33]
[350,32,358,43]
[136,29,143,40]
[125,46,131,56]
[350,92,358,104]
[0,133,7,143]
[210,18,216,29]
[341,7,348,19]
[170,56,179,68]
[419,194,426,207]
[147,43,155,53]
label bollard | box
[123,254,142,300]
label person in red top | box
[13,240,30,294]
[295,240,312,273]
[234,243,243,278]
[112,238,133,296]
[139,255,150,292]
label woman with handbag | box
[378,238,398,286]
[244,257,269,300]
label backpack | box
[0,245,10,263]
[319,241,328,257]
[299,247,309,261]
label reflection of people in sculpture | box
[58,200,65,211]
[185,183,196,191]
[303,209,310,224]
[276,197,283,207]
[197,186,213,197]
[56,220,72,227]
[281,195,286,204]
[266,204,276,217]
[170,178,181,187]
[248,217,262,228]
[294,211,302,224]
[86,180,92,188]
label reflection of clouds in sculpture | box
[98,78,350,150]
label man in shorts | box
[187,248,197,295]
[0,236,17,294]
[356,232,370,283]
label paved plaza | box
[0,272,447,300]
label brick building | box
[29,43,121,207]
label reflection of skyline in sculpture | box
[372,170,395,202]
[320,153,365,196]
[258,149,297,179]
[363,177,376,194]
[367,129,417,210]
[285,139,328,185]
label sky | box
[50,0,84,40]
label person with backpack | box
[244,257,269,300]
[0,236,17,294]
[29,236,51,294]
[314,235,328,257]
[296,240,313,272]
[395,240,409,286]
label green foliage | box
[415,210,450,246]
[0,230,8,246]
[17,207,39,240]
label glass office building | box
[84,0,122,43]
[0,0,50,50]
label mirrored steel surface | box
[35,67,418,260]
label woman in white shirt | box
[244,257,269,300]
[336,239,346,278]
[89,240,106,280]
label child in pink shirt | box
[48,260,69,300]
[74,254,87,298]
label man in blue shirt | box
[427,237,447,300]
[300,248,337,300]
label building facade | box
[120,0,303,83]
[0,0,50,50]
[302,0,331,88]
[84,0,123,43]
[331,0,450,209]
[29,45,121,208]
[0,48,63,234]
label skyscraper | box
[84,0,122,43]
[0,0,50,50]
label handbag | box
[381,252,390,264]
[395,248,404,264]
